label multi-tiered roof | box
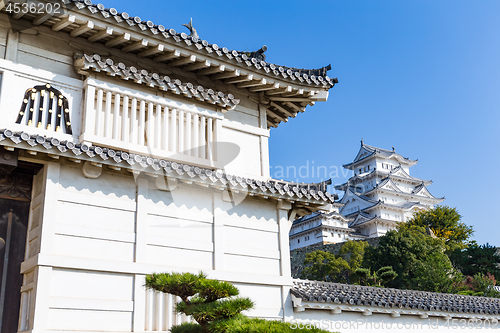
[335,141,444,236]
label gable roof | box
[2,0,337,128]
[338,187,378,206]
[334,166,432,192]
[349,211,376,227]
[389,165,432,185]
[292,209,350,226]
[344,141,418,169]
[292,279,500,316]
[412,183,444,201]
[363,177,444,204]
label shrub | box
[146,272,333,333]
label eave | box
[75,53,240,110]
[0,128,335,217]
[1,0,337,128]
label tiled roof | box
[292,279,500,315]
[0,129,335,207]
[292,210,349,227]
[344,142,418,169]
[64,0,337,88]
[3,0,337,128]
[75,53,240,109]
[334,166,432,191]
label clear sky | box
[100,0,500,245]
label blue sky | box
[101,0,500,245]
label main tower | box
[335,140,444,237]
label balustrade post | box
[82,84,96,136]
[139,100,146,146]
[170,109,177,152]
[193,114,199,158]
[207,118,213,161]
[130,98,137,144]
[113,93,120,140]
[178,110,184,153]
[200,116,206,159]
[155,105,162,149]
[104,91,112,138]
[162,107,169,150]
[147,102,154,147]
[186,112,191,156]
[122,95,129,142]
[94,89,103,136]
[213,118,221,163]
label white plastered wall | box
[19,162,294,332]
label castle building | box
[1,2,488,330]
[335,140,444,238]
[0,2,338,332]
[289,141,444,250]
[288,203,358,251]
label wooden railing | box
[80,78,223,168]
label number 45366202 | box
[5,2,61,15]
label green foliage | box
[450,242,500,280]
[176,297,254,324]
[301,250,350,283]
[145,272,253,332]
[364,224,462,293]
[412,251,463,293]
[352,266,397,287]
[465,273,500,298]
[146,272,206,302]
[406,205,473,252]
[338,239,368,271]
[170,322,204,333]
[147,273,334,333]
[301,240,368,283]
[213,315,333,333]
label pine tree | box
[145,272,253,333]
[145,272,333,333]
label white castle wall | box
[20,162,293,332]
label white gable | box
[379,179,402,193]
[413,186,433,198]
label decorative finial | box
[182,18,199,40]
[392,146,395,152]
[246,45,267,62]
[361,139,364,145]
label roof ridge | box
[64,0,337,87]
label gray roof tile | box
[292,279,500,315]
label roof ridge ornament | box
[182,18,199,40]
[245,45,267,62]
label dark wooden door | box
[0,171,33,333]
